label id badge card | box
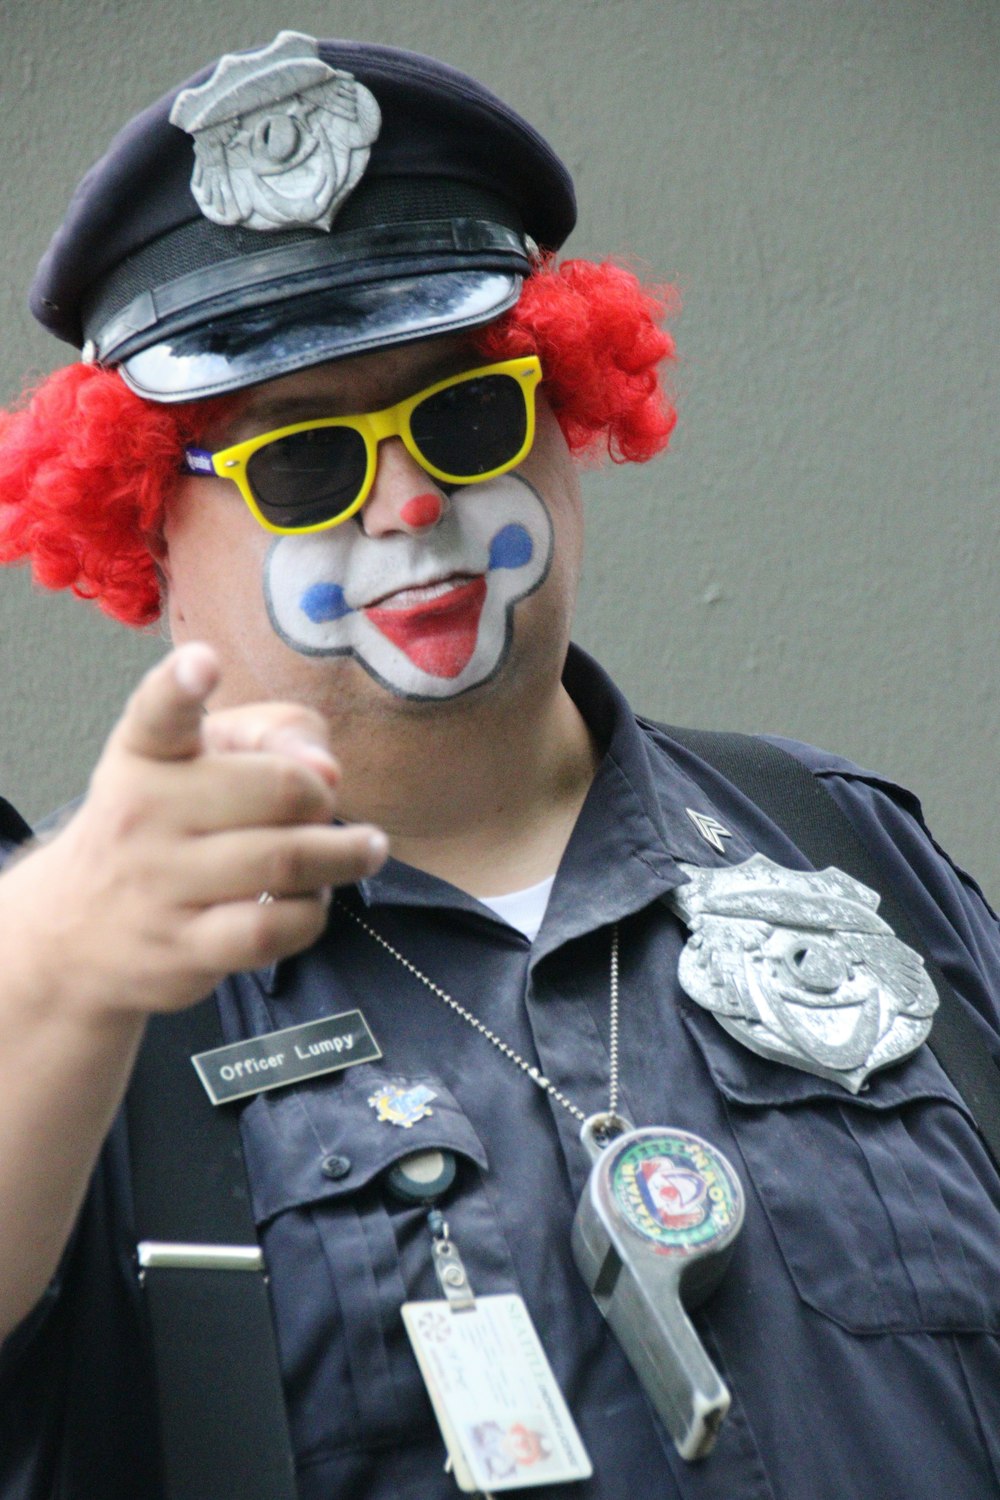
[402,1293,593,1492]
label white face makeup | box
[263,474,553,699]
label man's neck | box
[330,672,600,898]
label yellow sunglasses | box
[182,355,542,535]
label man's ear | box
[153,554,182,638]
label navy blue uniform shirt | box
[3,647,1000,1499]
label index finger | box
[111,643,220,763]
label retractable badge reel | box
[389,1150,594,1495]
[572,1113,745,1461]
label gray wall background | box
[0,0,996,900]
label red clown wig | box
[0,258,677,628]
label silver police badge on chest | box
[667,855,938,1092]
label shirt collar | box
[530,645,757,956]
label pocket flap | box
[680,998,970,1116]
[240,1065,488,1224]
[681,1001,1000,1334]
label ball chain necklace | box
[336,898,629,1145]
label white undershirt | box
[478,874,556,942]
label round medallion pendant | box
[607,1128,743,1255]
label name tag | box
[192,1009,381,1105]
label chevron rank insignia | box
[685,809,733,854]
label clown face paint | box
[264,474,552,699]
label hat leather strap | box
[92,219,529,364]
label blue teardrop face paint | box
[263,474,553,700]
[299,581,352,623]
[488,523,535,571]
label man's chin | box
[347,640,510,704]
[297,647,505,718]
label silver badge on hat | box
[667,854,938,1092]
[170,31,381,233]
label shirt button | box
[320,1153,351,1180]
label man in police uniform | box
[1,33,999,1500]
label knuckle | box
[290,705,329,743]
[244,906,282,966]
[98,785,158,844]
[269,702,323,735]
[223,903,282,968]
[264,700,329,742]
[289,901,329,950]
[271,759,306,809]
[271,761,326,822]
[245,898,325,965]
[263,840,308,894]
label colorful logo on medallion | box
[609,1131,742,1253]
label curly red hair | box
[474,257,677,463]
[0,258,677,627]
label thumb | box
[112,643,220,763]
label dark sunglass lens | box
[246,426,367,528]
[410,374,527,477]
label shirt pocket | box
[238,1064,514,1463]
[682,1004,1000,1335]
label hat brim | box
[119,269,522,402]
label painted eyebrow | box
[234,394,348,429]
[227,351,484,440]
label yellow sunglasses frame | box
[196,355,542,536]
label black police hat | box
[30,32,576,403]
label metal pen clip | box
[136,1240,265,1277]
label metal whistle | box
[571,1114,745,1461]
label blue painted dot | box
[488,524,534,571]
[300,582,353,623]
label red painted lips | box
[364,577,488,677]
